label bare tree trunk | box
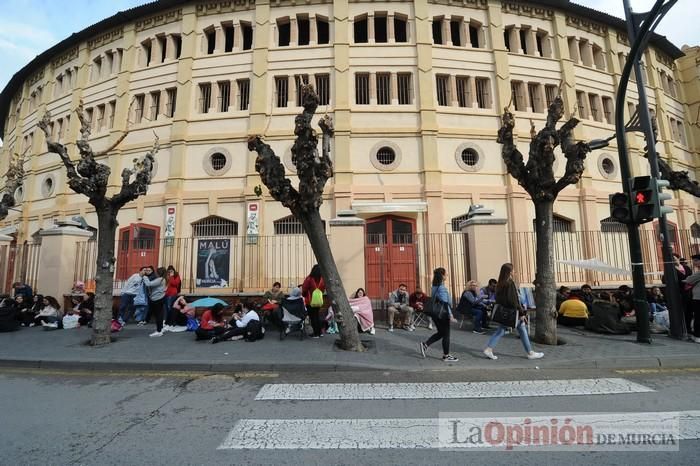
[299,210,364,352]
[533,200,557,345]
[92,207,118,346]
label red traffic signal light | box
[634,190,651,205]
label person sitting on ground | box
[613,285,634,317]
[409,287,431,330]
[647,286,668,317]
[212,301,263,343]
[580,284,596,311]
[557,292,589,327]
[555,286,570,311]
[0,297,19,332]
[78,292,95,327]
[262,282,285,315]
[350,288,375,335]
[15,294,34,327]
[36,296,63,329]
[194,303,227,341]
[387,283,415,332]
[12,281,33,300]
[171,295,196,330]
[584,292,630,335]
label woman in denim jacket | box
[419,267,459,362]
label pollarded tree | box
[497,94,592,345]
[39,102,158,346]
[0,150,25,220]
[247,85,364,351]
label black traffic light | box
[609,192,632,224]
[629,176,671,223]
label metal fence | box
[510,229,700,287]
[0,242,41,295]
[74,235,320,293]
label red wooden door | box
[116,224,161,280]
[364,216,417,299]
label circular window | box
[203,147,233,176]
[461,149,479,166]
[597,153,617,179]
[210,153,227,171]
[601,158,614,174]
[41,176,55,197]
[370,141,402,171]
[455,143,485,172]
[376,147,396,166]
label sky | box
[0,0,698,91]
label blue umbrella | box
[190,297,229,308]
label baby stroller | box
[280,296,307,340]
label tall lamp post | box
[612,0,677,342]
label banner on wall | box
[196,239,230,288]
[247,202,259,244]
[164,207,176,246]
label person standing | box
[145,267,167,337]
[683,254,700,343]
[419,267,459,362]
[483,263,544,360]
[164,266,182,329]
[302,264,325,338]
[672,254,694,339]
[118,267,149,325]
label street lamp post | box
[622,0,685,340]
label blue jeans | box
[486,320,533,354]
[118,294,135,323]
[472,306,488,331]
[134,305,148,322]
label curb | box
[1,354,699,374]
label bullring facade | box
[0,0,698,297]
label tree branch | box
[247,135,301,213]
[110,135,160,209]
[497,108,529,190]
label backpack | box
[245,319,264,342]
[310,288,324,308]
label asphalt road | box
[1,366,699,465]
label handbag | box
[491,303,518,327]
[425,295,449,321]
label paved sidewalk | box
[0,322,698,373]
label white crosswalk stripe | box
[254,378,654,401]
[218,412,700,450]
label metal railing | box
[74,235,320,293]
[0,242,41,295]
[510,229,700,287]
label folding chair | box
[412,310,430,328]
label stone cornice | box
[88,28,124,50]
[566,15,607,37]
[135,8,183,32]
[502,2,553,19]
[195,1,256,16]
[51,46,79,70]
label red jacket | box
[301,276,325,306]
[166,275,181,297]
[199,310,224,330]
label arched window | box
[691,222,700,239]
[192,216,238,237]
[274,215,326,235]
[601,216,627,233]
[451,214,469,232]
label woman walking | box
[302,264,325,338]
[419,267,459,362]
[483,263,543,360]
[145,267,167,337]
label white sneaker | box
[171,326,188,333]
[388,326,394,332]
[149,331,163,337]
[369,327,375,335]
[483,348,498,360]
[692,337,700,344]
[427,323,433,330]
[527,351,544,360]
[162,325,171,332]
[137,321,146,326]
